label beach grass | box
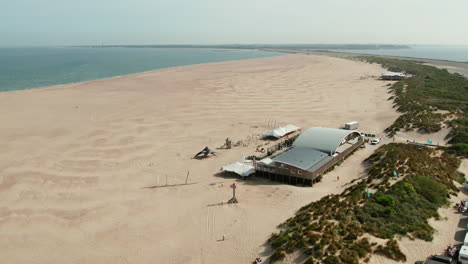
[268,143,462,263]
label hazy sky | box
[2,0,468,46]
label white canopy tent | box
[383,71,406,77]
[263,124,301,139]
[222,162,255,177]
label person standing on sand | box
[337,176,340,181]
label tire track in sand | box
[205,206,217,241]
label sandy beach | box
[0,54,465,264]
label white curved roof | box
[293,127,360,154]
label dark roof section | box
[307,155,334,172]
[273,147,331,171]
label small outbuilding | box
[381,71,406,80]
[345,121,359,130]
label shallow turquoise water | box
[0,47,284,92]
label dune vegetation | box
[268,143,462,263]
[355,56,468,157]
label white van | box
[460,245,468,264]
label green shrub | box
[268,144,461,263]
[271,233,288,248]
[340,248,359,264]
[270,250,286,262]
[350,238,372,258]
[376,195,395,207]
[448,143,468,157]
[323,255,341,264]
[374,240,406,262]
[303,257,315,264]
[408,175,448,206]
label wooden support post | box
[185,171,190,185]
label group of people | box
[446,244,458,257]
[253,258,262,263]
[455,200,468,213]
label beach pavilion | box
[256,127,364,186]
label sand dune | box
[0,54,436,263]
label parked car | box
[416,254,454,264]
[426,254,452,264]
[370,138,380,145]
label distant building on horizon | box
[381,71,406,80]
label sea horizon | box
[0,47,285,93]
[1,45,467,93]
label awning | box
[222,162,255,177]
[258,157,275,166]
[263,124,301,139]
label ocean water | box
[3,45,466,93]
[333,45,468,62]
[0,47,284,92]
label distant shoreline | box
[68,45,468,64]
[0,55,284,94]
[304,50,468,75]
[0,48,284,93]
[67,44,412,50]
[67,45,468,76]
[253,48,468,75]
[2,47,467,94]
